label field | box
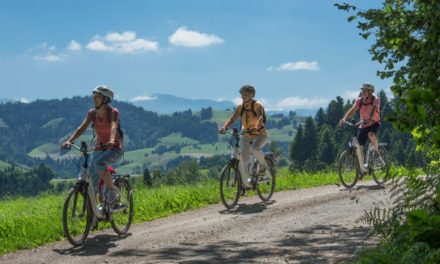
[0,160,10,170]
[0,168,343,255]
[25,110,296,175]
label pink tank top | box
[87,107,123,150]
[355,96,380,127]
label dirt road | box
[1,181,391,264]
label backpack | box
[91,106,124,142]
[240,100,267,125]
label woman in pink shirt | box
[62,85,123,204]
[339,82,381,169]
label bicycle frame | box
[343,120,388,173]
[70,142,105,219]
[344,121,368,173]
[226,128,253,187]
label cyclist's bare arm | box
[107,118,119,148]
[254,102,265,129]
[220,106,241,133]
[62,114,92,148]
[338,104,358,127]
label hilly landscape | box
[0,96,300,177]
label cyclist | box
[62,85,123,204]
[338,82,382,170]
[219,84,268,188]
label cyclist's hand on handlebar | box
[219,127,227,134]
[106,141,115,150]
[61,141,72,149]
[337,119,346,128]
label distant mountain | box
[131,94,235,113]
[0,98,15,104]
[267,109,318,117]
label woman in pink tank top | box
[62,85,123,204]
[338,82,381,161]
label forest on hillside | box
[0,97,218,169]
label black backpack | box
[240,100,267,125]
[91,106,124,142]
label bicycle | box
[218,128,276,209]
[62,142,134,247]
[338,120,390,189]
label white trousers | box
[241,135,268,176]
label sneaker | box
[258,176,270,184]
[106,188,120,204]
[257,166,267,176]
[97,204,105,215]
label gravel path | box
[1,181,390,264]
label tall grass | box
[0,167,398,255]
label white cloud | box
[86,31,159,53]
[105,31,137,42]
[118,39,159,53]
[276,96,329,109]
[40,43,56,51]
[33,54,63,62]
[169,26,224,48]
[19,98,30,103]
[86,40,112,52]
[268,61,320,71]
[30,43,65,62]
[131,95,158,102]
[232,97,242,106]
[67,40,81,51]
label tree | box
[336,1,440,149]
[200,107,213,120]
[314,107,326,128]
[143,168,153,187]
[318,126,337,165]
[289,125,306,168]
[303,117,319,161]
[325,96,345,127]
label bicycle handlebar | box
[219,127,262,136]
[340,120,363,128]
[62,142,90,155]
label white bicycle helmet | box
[239,84,256,97]
[361,82,375,92]
[93,85,114,102]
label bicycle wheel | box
[110,178,134,235]
[371,147,390,185]
[63,188,91,247]
[338,149,359,189]
[219,162,241,209]
[256,158,276,201]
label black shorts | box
[357,123,380,146]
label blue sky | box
[0,0,391,110]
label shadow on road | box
[339,184,386,192]
[53,233,131,257]
[109,224,375,263]
[219,200,276,215]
